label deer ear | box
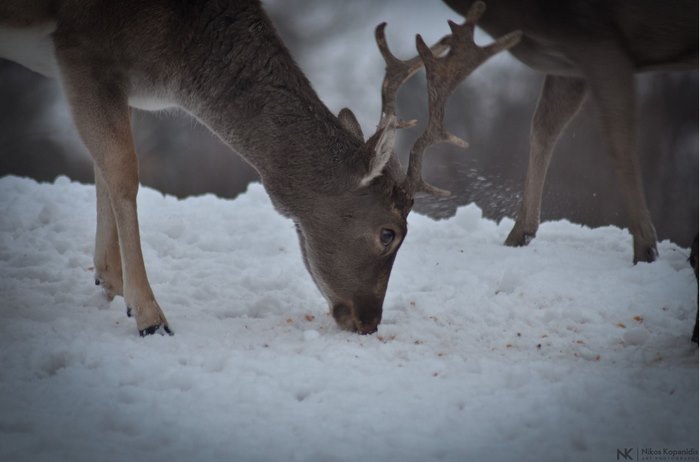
[338,107,364,141]
[359,116,396,187]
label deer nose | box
[352,296,383,335]
[332,302,382,335]
[355,317,380,335]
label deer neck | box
[176,3,363,217]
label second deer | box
[444,0,698,264]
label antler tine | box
[375,22,450,129]
[403,0,522,198]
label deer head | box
[293,2,521,334]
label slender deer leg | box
[505,75,587,247]
[581,50,658,263]
[57,58,171,335]
[93,165,123,300]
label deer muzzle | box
[332,297,382,335]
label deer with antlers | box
[0,0,519,335]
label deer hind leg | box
[505,75,587,247]
[57,56,171,336]
[93,164,123,300]
[581,50,657,263]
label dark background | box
[0,0,697,247]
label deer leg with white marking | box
[93,165,123,301]
[57,55,171,336]
[505,75,587,247]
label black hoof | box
[139,324,173,337]
[126,307,133,318]
[633,245,659,264]
[95,278,101,286]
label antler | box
[375,23,450,129]
[385,1,522,197]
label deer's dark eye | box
[380,228,395,247]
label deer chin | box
[332,302,382,335]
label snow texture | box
[0,175,697,462]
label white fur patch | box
[127,94,178,111]
[359,116,396,187]
[0,23,58,77]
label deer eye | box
[380,228,395,247]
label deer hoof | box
[139,323,173,337]
[126,306,133,318]
[633,245,658,264]
[505,230,535,247]
[94,274,122,301]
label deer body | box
[444,0,698,263]
[2,0,394,335]
[2,0,519,336]
[454,1,697,75]
[2,1,366,200]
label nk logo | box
[617,448,635,460]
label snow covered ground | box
[0,175,697,462]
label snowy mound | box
[0,175,697,462]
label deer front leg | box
[93,165,123,301]
[581,49,658,263]
[505,75,587,247]
[57,57,171,336]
